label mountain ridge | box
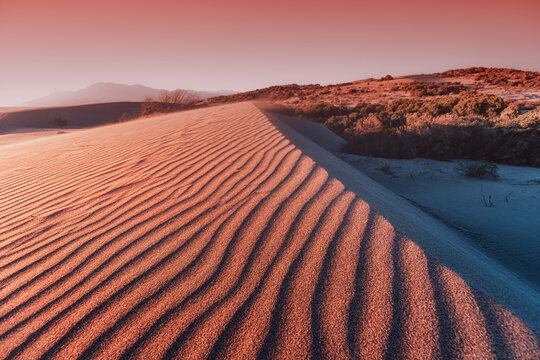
[21,82,235,107]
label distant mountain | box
[21,83,236,107]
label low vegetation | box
[275,92,540,167]
[438,67,540,89]
[391,81,466,97]
[180,68,540,167]
[141,89,199,116]
[455,162,499,180]
[206,84,323,105]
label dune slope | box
[0,102,538,359]
[0,102,143,131]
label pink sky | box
[1,0,539,106]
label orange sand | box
[0,102,538,359]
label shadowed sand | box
[0,102,143,146]
[0,102,538,359]
[0,102,142,131]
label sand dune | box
[0,102,143,147]
[0,102,538,359]
[0,102,143,131]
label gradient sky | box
[1,0,539,106]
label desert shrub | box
[514,108,540,129]
[377,111,406,130]
[348,114,383,135]
[452,92,505,117]
[395,81,466,97]
[459,116,493,127]
[347,125,539,166]
[294,102,347,121]
[141,89,198,116]
[269,89,538,166]
[353,102,385,117]
[51,117,68,127]
[500,102,520,121]
[455,162,499,180]
[420,96,459,117]
[475,69,540,89]
[438,68,540,89]
[325,115,350,132]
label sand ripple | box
[0,103,538,359]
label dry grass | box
[141,89,199,116]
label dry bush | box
[141,89,199,116]
[378,111,406,130]
[353,114,384,134]
[420,97,459,117]
[500,102,521,121]
[455,162,499,180]
[515,107,540,129]
[393,81,466,97]
[452,92,505,117]
[160,89,198,107]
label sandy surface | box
[0,102,538,359]
[338,155,540,291]
[0,128,77,147]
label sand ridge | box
[0,102,538,359]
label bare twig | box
[481,184,495,207]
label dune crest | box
[0,102,537,359]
